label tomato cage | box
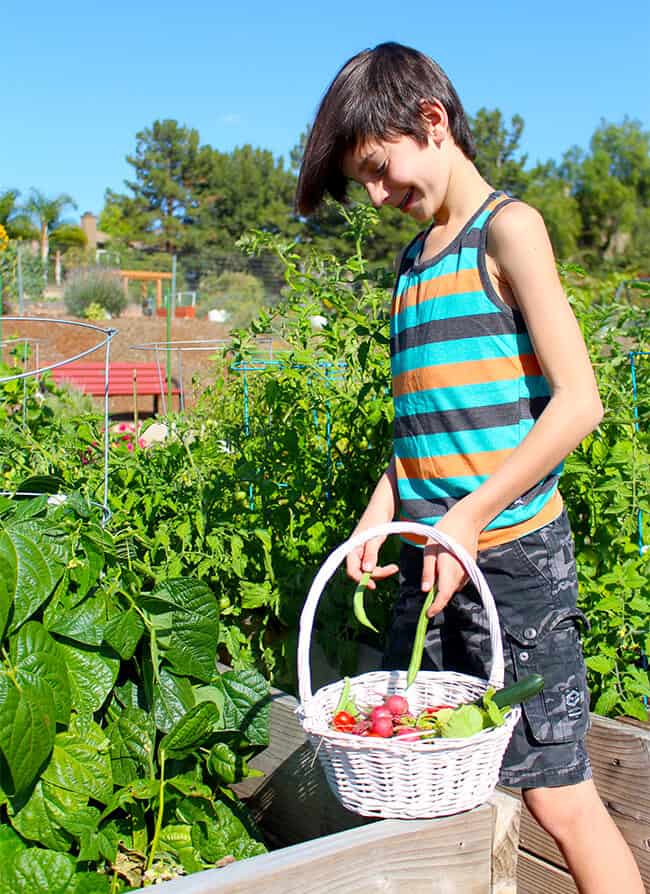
[129,338,231,412]
[230,350,347,509]
[629,350,649,557]
[0,317,117,523]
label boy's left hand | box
[421,509,479,617]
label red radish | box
[369,705,392,723]
[424,704,454,714]
[384,694,410,716]
[370,716,394,737]
[396,727,420,737]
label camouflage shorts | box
[383,509,592,789]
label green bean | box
[353,570,378,633]
[406,585,436,688]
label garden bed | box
[155,680,522,893]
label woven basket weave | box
[297,521,521,819]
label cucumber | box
[484,673,545,708]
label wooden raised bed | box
[509,714,650,893]
[158,683,522,893]
[156,646,649,892]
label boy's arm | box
[425,202,603,615]
[345,455,399,589]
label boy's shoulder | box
[487,198,550,263]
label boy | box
[296,42,643,893]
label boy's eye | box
[375,161,387,176]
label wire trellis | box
[629,350,649,556]
[130,338,231,412]
[0,317,118,523]
[229,356,347,505]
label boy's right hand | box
[345,531,399,591]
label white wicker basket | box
[297,521,521,819]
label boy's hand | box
[346,533,399,591]
[422,509,479,616]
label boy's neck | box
[434,153,494,229]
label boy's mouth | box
[398,189,413,211]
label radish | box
[370,716,394,737]
[369,705,392,723]
[384,694,410,716]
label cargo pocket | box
[505,609,590,745]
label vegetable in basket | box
[329,674,544,739]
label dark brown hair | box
[296,42,475,215]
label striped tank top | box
[391,191,563,550]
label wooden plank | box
[517,852,576,894]
[490,790,521,894]
[154,806,495,894]
[587,714,650,823]
[500,715,650,891]
[231,689,370,845]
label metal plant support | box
[0,317,118,523]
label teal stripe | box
[391,291,500,336]
[484,484,561,529]
[395,421,533,459]
[397,477,562,528]
[471,209,492,230]
[391,332,534,376]
[395,247,478,298]
[394,376,550,418]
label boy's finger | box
[361,538,383,573]
[421,549,437,593]
[426,555,465,616]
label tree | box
[119,119,211,255]
[0,189,34,240]
[196,145,297,250]
[22,189,77,281]
[523,162,582,261]
[560,119,650,262]
[469,109,529,197]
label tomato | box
[332,710,356,732]
[424,704,454,714]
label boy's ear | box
[419,99,448,139]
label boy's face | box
[342,127,450,223]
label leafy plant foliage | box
[0,494,269,890]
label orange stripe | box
[395,268,484,313]
[396,448,513,481]
[398,490,564,550]
[393,353,542,397]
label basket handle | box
[297,521,505,708]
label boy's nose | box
[365,181,390,207]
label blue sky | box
[3,0,649,220]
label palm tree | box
[23,190,77,283]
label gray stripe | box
[391,309,526,355]
[394,396,549,439]
[400,476,560,521]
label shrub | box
[198,271,265,326]
[64,267,127,318]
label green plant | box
[198,271,266,327]
[0,494,269,889]
[561,269,650,719]
[64,268,127,318]
[84,300,110,321]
